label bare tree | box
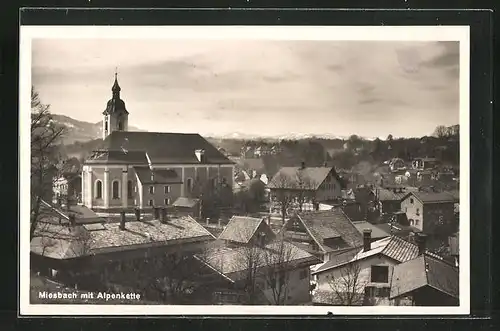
[261,237,296,305]
[295,169,318,212]
[433,125,449,138]
[327,261,366,306]
[30,87,68,240]
[269,172,296,225]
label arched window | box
[186,178,193,192]
[112,180,120,199]
[127,180,133,198]
[95,180,102,199]
[118,121,123,130]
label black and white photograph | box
[20,25,470,315]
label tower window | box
[105,120,108,131]
[118,121,123,131]
[186,178,193,193]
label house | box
[412,157,440,170]
[311,231,439,306]
[194,240,321,305]
[400,191,457,237]
[30,202,216,300]
[390,254,459,306]
[388,158,406,172]
[171,197,201,219]
[81,74,235,213]
[218,216,276,247]
[268,163,344,215]
[373,186,408,214]
[53,172,82,204]
[280,209,364,262]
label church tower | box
[102,70,129,139]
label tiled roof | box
[172,197,200,208]
[296,209,364,253]
[89,131,234,165]
[133,166,183,184]
[376,188,407,201]
[86,150,148,164]
[38,200,103,224]
[197,242,320,282]
[31,216,215,259]
[390,255,459,299]
[312,236,423,275]
[405,191,456,204]
[218,216,265,244]
[352,221,391,239]
[268,166,340,190]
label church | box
[81,73,235,212]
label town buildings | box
[311,231,458,306]
[268,164,344,215]
[280,209,364,263]
[80,75,235,213]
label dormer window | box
[195,149,206,163]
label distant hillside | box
[52,114,144,145]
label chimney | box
[363,229,372,252]
[134,208,141,221]
[300,161,306,169]
[68,213,76,226]
[119,211,126,230]
[195,149,206,163]
[160,207,167,223]
[415,233,427,255]
[206,217,210,226]
[217,218,221,227]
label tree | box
[433,125,448,138]
[269,172,296,225]
[386,134,393,142]
[295,169,318,212]
[327,260,366,306]
[261,237,297,305]
[31,87,67,240]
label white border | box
[19,25,470,316]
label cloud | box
[31,39,460,138]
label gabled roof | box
[133,166,183,185]
[403,191,457,204]
[268,166,341,190]
[294,209,364,253]
[90,131,234,165]
[85,150,148,165]
[390,255,459,299]
[218,216,267,244]
[196,242,320,282]
[312,236,424,274]
[31,216,215,260]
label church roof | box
[133,166,183,184]
[103,98,128,115]
[90,131,234,165]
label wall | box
[314,254,397,304]
[422,202,456,236]
[259,266,311,305]
[401,195,424,231]
[141,182,182,208]
[316,172,342,201]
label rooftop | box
[197,241,320,282]
[268,166,342,190]
[295,209,364,253]
[31,215,215,260]
[352,221,391,239]
[217,216,266,244]
[390,254,459,299]
[313,236,424,274]
[405,191,457,204]
[133,166,183,185]
[85,131,234,165]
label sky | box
[31,39,460,139]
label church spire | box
[112,68,121,96]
